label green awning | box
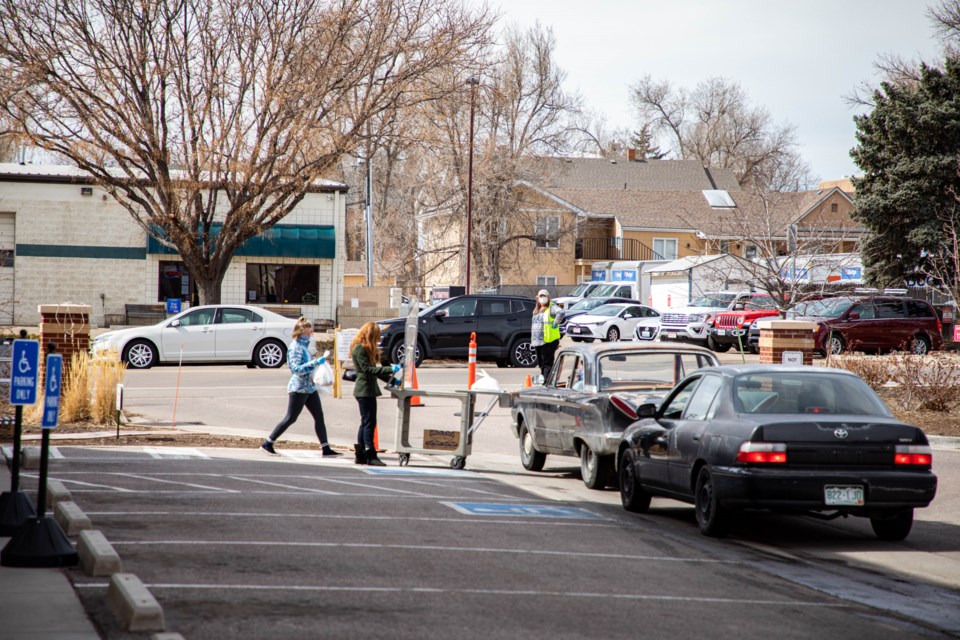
[147,224,335,259]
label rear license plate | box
[666,332,676,339]
[716,329,726,336]
[824,485,864,506]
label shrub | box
[888,353,960,412]
[90,351,126,424]
[61,351,92,423]
[825,354,891,391]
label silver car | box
[510,342,719,489]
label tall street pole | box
[465,76,478,294]
[364,151,374,287]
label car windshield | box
[569,297,611,312]
[689,294,736,307]
[568,283,592,297]
[588,284,619,297]
[418,299,451,317]
[746,296,777,310]
[599,351,718,392]
[733,372,891,416]
[799,297,853,318]
[589,304,626,317]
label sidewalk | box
[0,453,101,640]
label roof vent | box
[702,190,736,208]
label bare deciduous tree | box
[630,76,813,191]
[0,0,493,303]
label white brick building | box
[0,164,348,327]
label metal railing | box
[576,237,660,261]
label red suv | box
[707,295,780,353]
[796,296,942,355]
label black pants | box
[268,392,329,444]
[535,341,559,379]
[356,396,378,450]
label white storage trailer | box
[647,255,750,310]
[587,260,669,304]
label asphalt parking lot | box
[44,446,951,639]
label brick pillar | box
[39,304,92,382]
[757,319,817,365]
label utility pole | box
[364,150,374,287]
[465,76,479,294]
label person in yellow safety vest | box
[531,289,565,379]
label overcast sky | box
[486,0,944,184]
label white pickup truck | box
[658,292,752,348]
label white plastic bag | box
[471,369,501,392]
[314,362,334,395]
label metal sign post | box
[116,383,124,438]
[0,339,39,535]
[1,347,78,568]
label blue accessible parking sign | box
[41,354,63,429]
[9,340,40,405]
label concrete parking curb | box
[54,501,92,536]
[78,529,123,576]
[930,435,960,450]
[47,478,72,506]
[107,573,165,632]
[151,634,186,640]
[21,446,42,470]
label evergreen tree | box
[851,57,960,294]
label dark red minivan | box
[796,296,943,355]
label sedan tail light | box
[610,395,638,420]
[736,442,787,464]
[894,444,932,467]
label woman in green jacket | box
[350,322,400,466]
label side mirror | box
[847,311,860,321]
[733,303,745,311]
[433,309,447,320]
[169,319,181,328]
[636,403,657,418]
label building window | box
[652,238,678,260]
[534,215,560,249]
[719,240,730,254]
[537,275,557,286]
[831,203,838,213]
[0,249,13,268]
[246,263,319,304]
[744,244,758,260]
[158,261,191,302]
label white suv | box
[659,292,751,348]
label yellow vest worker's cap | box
[537,289,550,298]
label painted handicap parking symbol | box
[443,502,601,519]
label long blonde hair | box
[292,317,313,340]
[350,321,381,363]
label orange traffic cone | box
[524,374,532,388]
[410,362,424,407]
[373,424,379,451]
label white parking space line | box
[80,511,619,528]
[309,476,466,498]
[45,477,137,492]
[106,539,734,564]
[114,473,240,493]
[381,478,526,499]
[226,476,342,495]
[72,582,843,607]
[144,447,210,459]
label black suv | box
[377,295,537,367]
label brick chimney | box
[627,148,636,162]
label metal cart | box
[390,387,511,469]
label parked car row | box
[509,341,938,541]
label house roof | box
[0,163,348,191]
[532,158,741,192]
[549,189,716,230]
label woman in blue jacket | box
[261,317,341,457]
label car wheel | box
[870,509,914,541]
[619,448,651,513]
[518,421,546,471]
[707,335,732,353]
[826,334,845,356]
[509,338,537,368]
[580,445,613,490]
[747,344,759,355]
[694,467,729,537]
[495,358,509,368]
[605,326,620,342]
[910,335,930,355]
[571,337,583,342]
[391,339,424,367]
[123,339,157,369]
[254,339,286,368]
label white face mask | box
[539,296,548,304]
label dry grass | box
[61,351,91,422]
[19,350,126,426]
[90,351,126,423]
[826,354,891,391]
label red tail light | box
[937,319,943,335]
[610,395,638,420]
[894,444,932,466]
[736,442,787,464]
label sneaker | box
[260,441,278,455]
[321,447,343,457]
